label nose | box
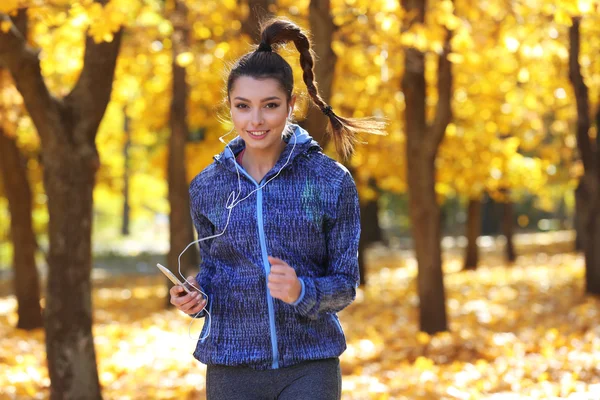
[250,108,264,126]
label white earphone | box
[178,104,296,342]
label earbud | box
[288,107,292,119]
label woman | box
[170,18,385,400]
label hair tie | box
[321,105,334,117]
[257,42,272,52]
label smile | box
[247,130,269,138]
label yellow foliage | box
[0,0,20,14]
[0,20,12,33]
[1,248,600,398]
[2,0,599,225]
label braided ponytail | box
[227,18,387,160]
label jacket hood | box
[214,124,321,173]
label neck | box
[242,139,287,176]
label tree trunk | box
[501,196,516,263]
[305,0,382,286]
[299,0,337,147]
[168,1,198,296]
[575,176,600,293]
[569,18,600,295]
[0,128,43,330]
[574,184,584,251]
[0,5,122,397]
[402,0,452,334]
[357,179,383,286]
[463,197,481,270]
[239,0,275,41]
[44,134,103,399]
[121,112,130,236]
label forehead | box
[230,76,286,100]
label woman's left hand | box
[267,256,302,304]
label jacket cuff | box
[291,277,318,318]
[291,278,306,306]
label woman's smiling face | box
[229,76,295,155]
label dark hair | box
[227,18,386,160]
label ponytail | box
[228,18,387,160]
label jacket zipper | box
[237,167,279,369]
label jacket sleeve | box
[188,187,215,319]
[291,172,361,319]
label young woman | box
[170,18,385,400]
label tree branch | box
[0,12,58,144]
[429,27,453,155]
[568,17,593,174]
[10,8,27,36]
[66,28,123,147]
[239,0,275,41]
[596,98,600,177]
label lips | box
[247,130,269,140]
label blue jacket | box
[189,124,360,370]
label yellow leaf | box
[176,52,194,68]
[0,0,19,14]
[0,20,12,33]
[447,53,464,64]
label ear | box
[288,94,297,115]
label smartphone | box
[156,263,193,294]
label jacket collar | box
[214,124,321,176]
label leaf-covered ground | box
[1,247,599,399]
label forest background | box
[0,0,599,399]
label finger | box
[180,295,202,312]
[267,256,285,265]
[269,264,291,275]
[170,288,187,304]
[268,281,291,292]
[173,292,199,308]
[187,293,206,307]
[185,298,207,314]
[170,285,185,297]
[268,273,290,283]
[184,276,199,291]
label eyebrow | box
[233,96,282,102]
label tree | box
[569,17,600,295]
[240,0,274,41]
[463,197,482,270]
[167,0,198,296]
[401,0,452,334]
[500,188,516,262]
[0,9,43,331]
[121,111,131,236]
[299,0,336,147]
[0,1,123,396]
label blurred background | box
[0,0,599,399]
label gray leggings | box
[206,358,341,400]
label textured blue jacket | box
[188,124,360,370]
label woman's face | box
[229,76,295,154]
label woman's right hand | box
[169,275,207,315]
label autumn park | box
[0,0,599,399]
